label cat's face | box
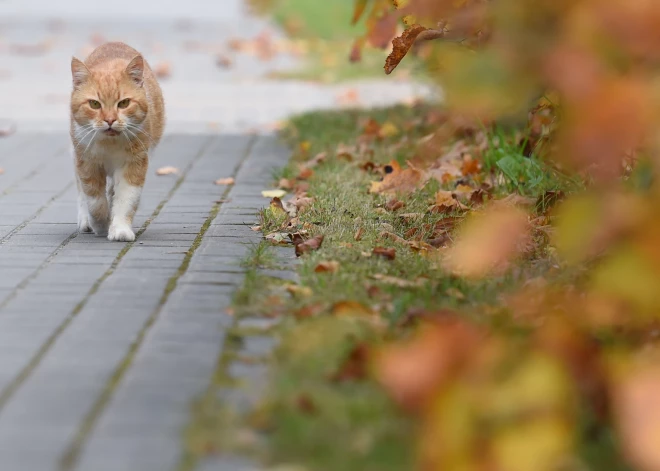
[70,56,148,140]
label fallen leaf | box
[372,274,427,288]
[375,318,483,409]
[379,121,399,138]
[0,120,16,137]
[296,394,317,414]
[262,189,287,198]
[295,234,324,257]
[297,166,314,180]
[156,166,179,175]
[315,260,340,273]
[444,204,532,277]
[153,61,172,79]
[288,232,306,245]
[214,177,235,185]
[250,225,261,232]
[278,178,295,190]
[354,227,365,241]
[294,303,323,319]
[270,197,285,212]
[216,54,233,68]
[380,231,407,245]
[613,365,660,471]
[369,160,426,195]
[337,88,360,106]
[385,199,405,211]
[373,247,396,260]
[265,232,288,244]
[285,284,313,298]
[331,344,370,382]
[430,190,469,213]
[331,301,376,317]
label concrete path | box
[0,0,427,469]
[0,132,289,471]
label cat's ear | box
[71,57,90,88]
[125,55,144,86]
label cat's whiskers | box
[74,126,97,152]
[126,123,157,148]
[123,127,148,155]
[82,129,99,155]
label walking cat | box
[70,42,165,241]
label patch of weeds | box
[482,127,583,198]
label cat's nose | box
[105,119,116,127]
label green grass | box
[272,0,362,40]
[219,104,587,471]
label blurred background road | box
[0,0,428,134]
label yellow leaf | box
[379,121,399,138]
[155,166,179,175]
[331,301,376,318]
[261,189,287,198]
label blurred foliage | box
[345,1,660,471]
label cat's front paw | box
[78,213,93,233]
[107,223,135,242]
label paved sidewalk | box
[0,132,289,470]
[0,1,428,469]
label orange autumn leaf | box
[331,301,376,318]
[314,260,340,273]
[295,234,324,257]
[385,24,428,74]
[374,319,482,410]
[369,160,426,195]
[614,365,660,471]
[444,204,532,278]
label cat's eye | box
[117,99,130,109]
[88,100,101,109]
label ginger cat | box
[70,42,165,242]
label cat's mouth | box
[104,129,120,137]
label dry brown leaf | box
[0,120,16,137]
[369,160,426,195]
[354,227,365,241]
[156,166,179,176]
[444,204,532,277]
[294,303,324,319]
[297,166,314,180]
[372,274,427,288]
[153,61,172,79]
[373,246,396,260]
[374,319,482,410]
[380,231,407,245]
[614,365,660,471]
[295,234,324,257]
[214,177,235,185]
[278,178,295,190]
[216,54,233,68]
[285,284,313,298]
[385,24,428,74]
[315,261,340,273]
[385,199,405,211]
[331,344,370,382]
[331,301,376,317]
